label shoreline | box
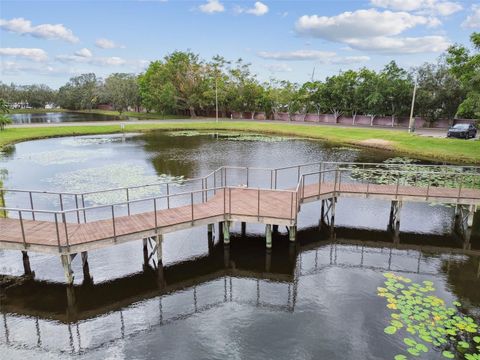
[1,121,479,164]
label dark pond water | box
[8,112,120,124]
[0,132,479,360]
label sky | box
[0,0,479,88]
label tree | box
[380,61,413,125]
[57,73,100,110]
[104,73,139,115]
[139,51,208,117]
[0,99,9,113]
[446,32,480,119]
[415,62,464,126]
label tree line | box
[1,32,478,123]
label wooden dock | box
[1,161,479,284]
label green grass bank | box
[1,121,479,164]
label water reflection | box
[2,226,479,358]
[8,112,119,124]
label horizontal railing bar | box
[61,186,297,214]
[3,162,479,196]
[0,207,61,214]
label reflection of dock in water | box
[2,226,480,355]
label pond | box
[0,131,479,360]
[8,112,120,124]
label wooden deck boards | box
[1,183,479,253]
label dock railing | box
[1,162,480,253]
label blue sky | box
[1,0,479,88]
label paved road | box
[8,118,478,140]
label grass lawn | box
[1,121,479,164]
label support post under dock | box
[223,221,231,244]
[22,251,32,276]
[61,254,74,285]
[265,224,272,249]
[241,222,246,237]
[81,251,92,284]
[155,234,163,264]
[289,226,297,242]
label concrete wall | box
[232,112,478,129]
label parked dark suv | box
[447,123,477,139]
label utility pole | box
[408,81,417,133]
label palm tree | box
[0,99,9,113]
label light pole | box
[408,81,417,133]
[215,75,218,123]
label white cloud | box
[295,9,438,40]
[263,63,293,73]
[0,47,48,62]
[258,50,337,61]
[74,48,93,58]
[95,38,125,49]
[462,5,480,29]
[56,53,127,66]
[258,50,370,64]
[370,0,463,16]
[1,61,71,76]
[346,35,450,54]
[236,1,269,16]
[199,0,224,14]
[0,17,79,43]
[295,9,448,54]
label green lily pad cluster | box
[346,157,479,190]
[378,272,480,359]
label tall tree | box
[446,32,480,119]
[104,73,140,115]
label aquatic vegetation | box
[59,135,137,147]
[348,157,480,189]
[45,164,184,205]
[167,130,293,142]
[378,273,480,359]
[17,149,113,166]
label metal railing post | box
[166,183,170,209]
[457,175,463,202]
[395,171,400,198]
[302,174,305,199]
[81,194,87,223]
[297,166,301,182]
[338,171,342,192]
[246,168,249,187]
[274,169,278,189]
[257,188,260,220]
[75,194,80,224]
[18,210,26,248]
[214,170,217,194]
[290,192,294,219]
[270,170,273,189]
[62,212,69,249]
[426,173,432,199]
[29,192,35,221]
[111,205,116,241]
[126,188,131,216]
[59,194,64,211]
[191,192,194,222]
[154,198,158,230]
[55,213,61,250]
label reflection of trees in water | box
[132,132,206,178]
[0,144,16,160]
[442,256,480,307]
